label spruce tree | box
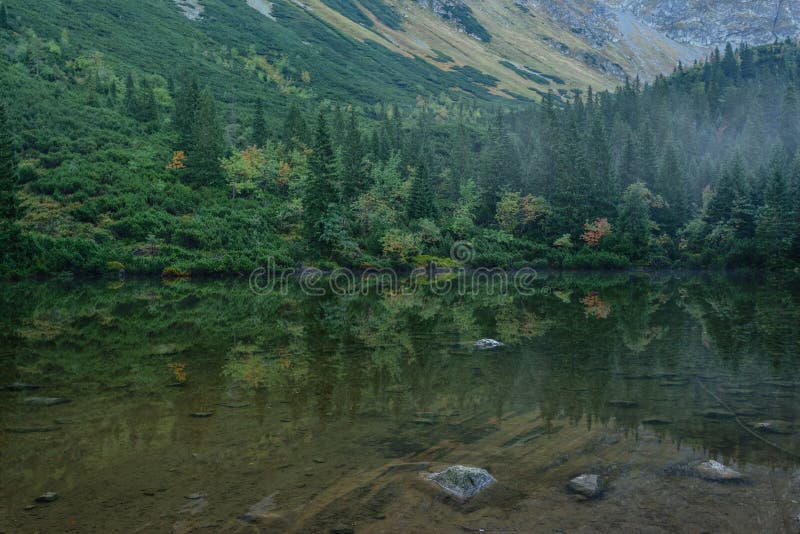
[656,143,688,233]
[721,42,739,79]
[124,73,138,117]
[137,81,159,123]
[0,4,9,30]
[0,103,17,222]
[407,164,437,220]
[619,182,653,259]
[253,98,267,147]
[740,43,756,79]
[174,74,201,149]
[303,112,339,254]
[283,104,307,149]
[187,89,224,186]
[340,111,366,202]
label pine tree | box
[253,98,267,147]
[0,103,17,222]
[656,142,688,233]
[740,43,756,79]
[283,104,307,149]
[174,74,201,149]
[407,164,437,220]
[124,72,138,117]
[303,112,339,254]
[0,4,9,30]
[479,112,520,222]
[340,111,367,202]
[756,166,793,261]
[721,42,739,80]
[619,182,653,259]
[187,89,224,186]
[137,80,159,123]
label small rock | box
[312,458,326,464]
[185,493,206,500]
[35,492,59,503]
[22,397,71,407]
[190,412,214,418]
[424,465,495,500]
[218,402,250,409]
[413,418,435,425]
[239,494,276,523]
[568,474,603,498]
[475,339,504,350]
[696,460,743,482]
[24,505,36,511]
[752,421,794,435]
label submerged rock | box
[475,339,504,350]
[752,420,794,435]
[425,465,495,500]
[568,474,603,498]
[696,460,743,482]
[22,397,71,407]
[190,412,214,418]
[35,492,59,503]
[239,493,276,523]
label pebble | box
[568,474,603,499]
[35,492,59,503]
[190,412,214,418]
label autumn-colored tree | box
[582,218,612,248]
[495,191,549,235]
[165,150,187,170]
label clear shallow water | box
[1,273,800,533]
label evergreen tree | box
[283,104,307,149]
[304,112,339,254]
[619,182,653,259]
[656,142,688,233]
[478,112,520,222]
[174,74,201,149]
[0,103,17,222]
[721,42,739,79]
[124,72,138,117]
[340,111,367,202]
[407,164,437,220]
[756,166,793,260]
[253,98,267,147]
[186,89,224,186]
[740,43,756,79]
[0,4,10,30]
[137,81,159,123]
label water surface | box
[1,273,800,532]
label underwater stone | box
[35,492,59,503]
[475,339,504,350]
[696,460,743,482]
[568,474,603,498]
[752,420,794,435]
[425,465,496,500]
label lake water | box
[1,273,800,532]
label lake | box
[1,272,799,532]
